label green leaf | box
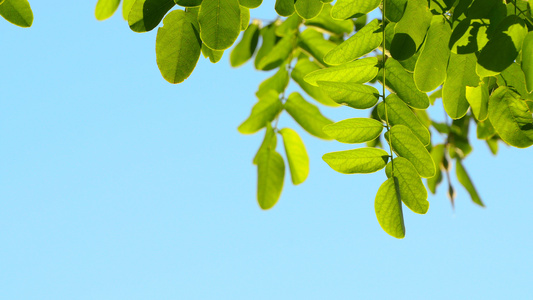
[298,28,337,67]
[175,0,203,6]
[156,10,202,84]
[465,82,489,121]
[455,159,484,207]
[385,157,429,214]
[386,125,436,178]
[291,58,339,107]
[276,13,301,36]
[253,122,277,165]
[0,0,33,27]
[294,0,323,20]
[317,81,380,109]
[254,22,278,69]
[240,5,250,30]
[331,0,380,20]
[275,0,295,17]
[521,32,533,93]
[413,16,452,93]
[304,4,353,35]
[257,148,285,210]
[476,15,528,77]
[377,94,431,145]
[123,0,136,19]
[323,118,383,144]
[378,58,430,109]
[285,92,333,139]
[238,90,283,134]
[324,19,383,66]
[280,128,309,185]
[256,67,289,98]
[198,0,241,50]
[442,53,480,119]
[384,0,407,23]
[427,144,445,194]
[498,63,529,98]
[374,177,405,239]
[95,0,120,21]
[129,0,175,33]
[323,148,389,174]
[304,57,379,86]
[230,21,260,67]
[390,0,432,61]
[476,119,495,139]
[239,0,261,9]
[488,87,533,148]
[201,44,224,63]
[449,18,488,54]
[256,33,296,70]
[466,0,499,19]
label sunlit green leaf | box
[488,87,533,148]
[123,0,135,19]
[129,0,175,32]
[254,22,278,69]
[323,148,389,174]
[317,81,380,109]
[378,58,430,109]
[384,0,407,22]
[256,67,289,98]
[324,19,382,66]
[427,144,445,194]
[257,148,285,210]
[256,33,296,70]
[230,21,260,67]
[386,125,436,178]
[377,94,430,145]
[198,0,241,50]
[156,10,202,84]
[522,32,533,93]
[385,157,429,214]
[323,118,383,143]
[390,0,432,61]
[294,0,323,19]
[276,13,301,36]
[414,16,451,93]
[374,177,405,239]
[304,4,353,35]
[498,63,529,99]
[201,44,224,63]
[443,53,480,119]
[465,82,489,121]
[298,28,337,67]
[280,128,309,185]
[275,0,295,16]
[0,0,33,27]
[285,92,333,139]
[331,0,380,20]
[449,18,488,54]
[238,90,283,134]
[455,159,484,207]
[304,57,379,86]
[239,0,261,9]
[476,119,495,139]
[253,123,276,165]
[291,58,338,107]
[95,0,120,21]
[240,6,250,30]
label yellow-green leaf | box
[280,128,309,185]
[257,148,285,210]
[198,0,241,50]
[455,158,484,207]
[375,177,405,239]
[331,0,380,20]
[323,118,383,143]
[317,81,380,109]
[285,92,333,139]
[304,57,379,86]
[323,148,389,174]
[129,0,175,33]
[95,0,121,21]
[0,0,33,27]
[385,157,429,214]
[238,90,283,134]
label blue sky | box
[0,2,532,299]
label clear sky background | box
[1,2,532,299]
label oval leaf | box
[385,157,429,214]
[257,149,285,210]
[387,125,436,178]
[0,0,33,27]
[285,92,333,139]
[294,0,323,19]
[238,90,283,134]
[198,0,241,50]
[374,177,405,239]
[304,57,379,86]
[280,128,310,185]
[317,81,380,109]
[323,118,383,144]
[230,21,260,67]
[95,0,120,21]
[129,0,175,33]
[323,148,389,174]
[331,0,380,20]
[442,53,480,119]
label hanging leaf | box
[294,0,323,20]
[385,157,429,214]
[377,94,431,145]
[317,82,380,109]
[280,128,310,185]
[257,148,285,210]
[374,177,405,239]
[254,22,278,69]
[238,90,283,134]
[298,28,337,67]
[95,0,120,21]
[331,0,380,20]
[324,19,383,66]
[156,10,202,84]
[253,123,277,165]
[198,0,241,50]
[230,21,260,67]
[285,92,333,139]
[0,0,33,27]
[442,53,480,119]
[129,0,175,33]
[323,148,389,174]
[521,32,533,93]
[323,118,383,144]
[276,13,302,36]
[386,125,436,178]
[465,82,489,121]
[304,57,379,86]
[390,0,432,61]
[256,67,290,98]
[378,58,430,109]
[291,58,339,106]
[488,87,533,148]
[455,159,485,207]
[414,16,452,93]
[201,44,224,63]
[240,6,250,30]
[427,144,445,194]
[256,33,296,70]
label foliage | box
[7,0,533,238]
